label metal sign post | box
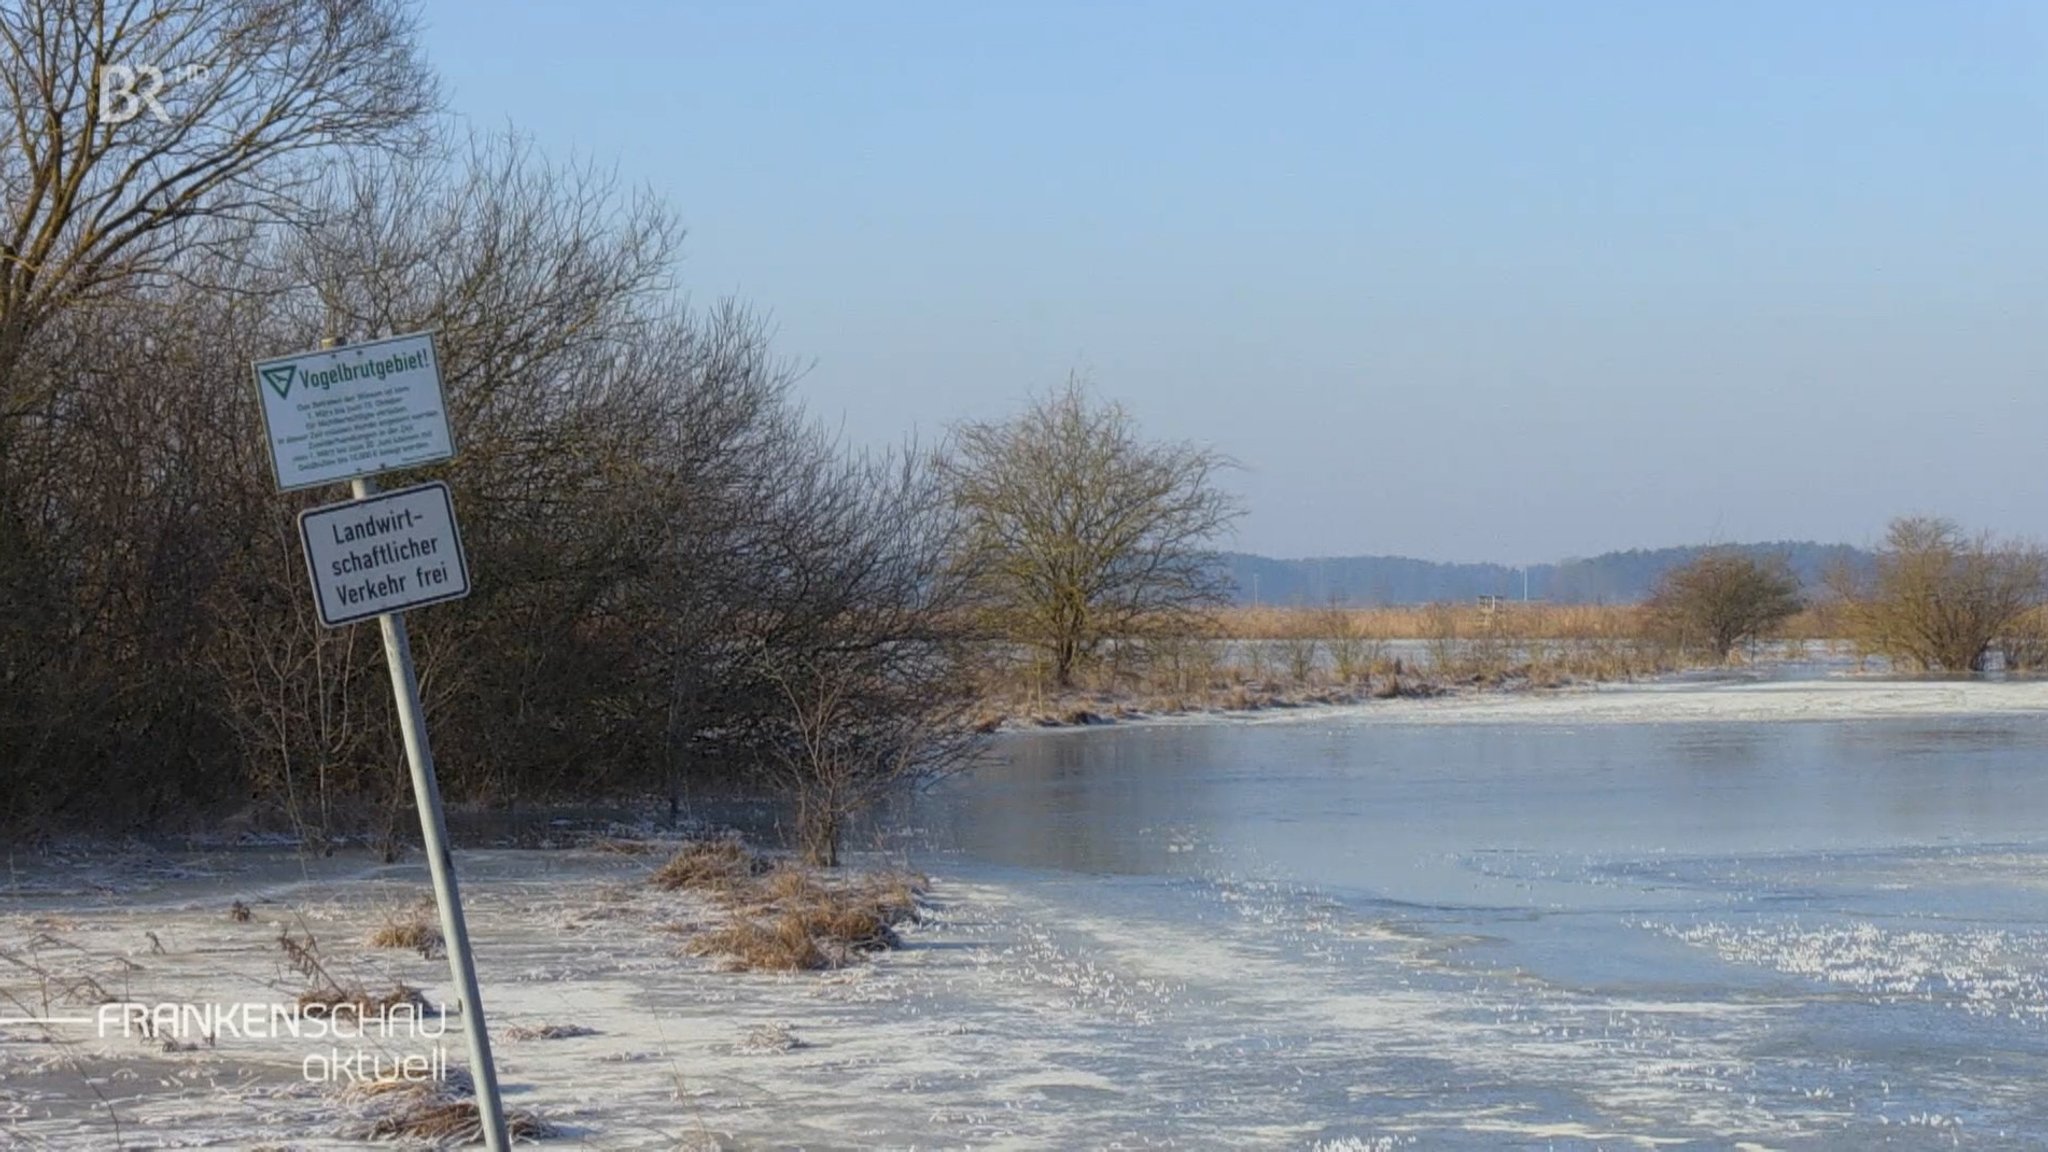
[257,335,508,1150]
[352,474,509,1151]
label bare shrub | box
[0,14,986,847]
[1423,602,1461,675]
[1142,630,1222,696]
[685,862,927,972]
[1322,606,1383,685]
[1644,550,1803,661]
[366,917,444,959]
[748,448,984,867]
[651,839,767,893]
[1998,606,2048,674]
[1237,639,1272,684]
[1832,517,2047,673]
[1275,621,1322,686]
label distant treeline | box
[1223,542,1876,606]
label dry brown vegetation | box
[1999,605,2048,674]
[969,600,1695,727]
[349,1079,555,1143]
[278,925,431,1018]
[1644,552,1804,660]
[1216,602,1842,643]
[1830,516,2048,673]
[504,1023,599,1042]
[968,536,2048,725]
[652,841,928,972]
[295,983,430,1017]
[651,838,770,893]
[366,916,445,959]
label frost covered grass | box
[294,981,429,1017]
[347,1076,556,1143]
[649,837,767,894]
[365,913,443,958]
[678,854,929,972]
[504,1022,599,1041]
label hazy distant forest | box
[1224,542,1872,607]
[5,2,2047,854]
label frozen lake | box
[900,677,2048,1148]
[7,674,2048,1148]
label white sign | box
[255,332,455,492]
[298,482,472,628]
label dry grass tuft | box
[297,983,429,1017]
[690,911,826,972]
[360,1094,555,1142]
[366,915,444,958]
[753,863,815,906]
[651,838,767,893]
[796,902,897,952]
[1216,603,1652,642]
[685,863,929,972]
[862,870,929,924]
[345,1068,553,1141]
[228,900,252,923]
[736,1021,805,1053]
[505,1022,598,1041]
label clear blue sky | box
[417,1,2048,563]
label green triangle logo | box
[261,364,296,399]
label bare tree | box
[1998,608,2048,674]
[1645,550,1802,661]
[1321,602,1382,684]
[1140,627,1222,697]
[1423,601,1460,675]
[0,0,435,392]
[0,11,992,851]
[1275,613,1321,686]
[748,449,981,866]
[1832,516,2047,673]
[942,378,1242,689]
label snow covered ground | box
[7,672,2048,1148]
